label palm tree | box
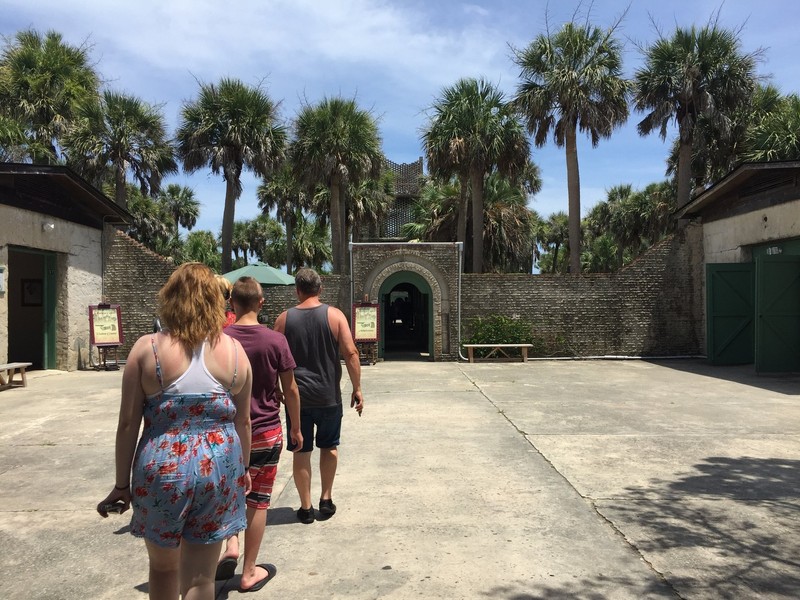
[422,77,531,273]
[231,220,252,267]
[402,178,460,242]
[248,214,286,267]
[665,84,784,187]
[513,19,629,274]
[347,169,395,243]
[176,78,286,273]
[745,93,800,162]
[542,211,569,274]
[0,29,99,163]
[482,172,540,273]
[581,234,618,273]
[157,183,200,234]
[257,162,306,273]
[65,90,177,208]
[125,184,173,252]
[293,214,332,271]
[290,96,383,274]
[633,22,757,210]
[0,114,31,161]
[184,230,221,271]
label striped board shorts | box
[246,425,283,509]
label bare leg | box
[319,447,338,501]
[144,540,180,600]
[219,534,239,561]
[180,539,223,600]
[240,506,272,590]
[293,450,313,509]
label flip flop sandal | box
[215,557,237,581]
[239,563,277,593]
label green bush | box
[464,315,573,358]
[465,315,533,358]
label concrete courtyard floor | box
[1,358,799,599]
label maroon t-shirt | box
[226,324,296,435]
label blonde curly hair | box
[158,263,226,351]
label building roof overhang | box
[676,160,800,219]
[0,163,131,227]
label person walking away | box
[274,268,363,524]
[96,262,253,600]
[215,276,303,592]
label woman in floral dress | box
[97,263,253,600]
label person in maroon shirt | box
[215,276,303,592]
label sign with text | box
[352,303,379,342]
[89,304,124,347]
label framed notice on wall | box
[352,303,379,342]
[89,304,124,347]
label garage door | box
[706,263,754,365]
[756,256,800,373]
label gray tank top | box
[284,304,342,407]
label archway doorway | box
[379,272,432,360]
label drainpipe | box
[456,242,468,361]
[349,241,354,310]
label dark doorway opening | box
[382,282,429,360]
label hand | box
[290,428,304,453]
[244,471,252,496]
[97,486,131,518]
[276,389,285,404]
[351,390,363,417]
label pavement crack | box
[459,364,684,599]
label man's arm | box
[330,307,363,415]
[273,311,287,335]
[278,369,303,450]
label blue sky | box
[4,0,799,235]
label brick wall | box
[461,222,704,356]
[103,223,705,361]
[103,230,175,358]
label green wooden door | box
[706,263,755,365]
[755,256,800,374]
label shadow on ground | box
[610,456,800,597]
[645,359,800,395]
[480,576,675,599]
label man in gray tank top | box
[274,268,364,524]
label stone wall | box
[104,223,705,362]
[103,230,175,359]
[461,222,705,356]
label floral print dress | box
[129,337,247,547]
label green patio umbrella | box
[222,262,295,286]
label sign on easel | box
[352,303,379,365]
[352,303,379,342]
[89,304,124,370]
[89,304,124,346]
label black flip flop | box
[239,563,277,593]
[215,557,237,581]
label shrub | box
[464,314,573,358]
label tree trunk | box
[552,242,560,274]
[676,136,693,211]
[470,168,485,274]
[330,174,344,273]
[285,214,295,275]
[456,173,469,272]
[115,163,127,209]
[220,174,238,273]
[565,126,581,275]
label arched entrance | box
[379,271,432,360]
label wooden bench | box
[0,362,33,390]
[463,344,534,363]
